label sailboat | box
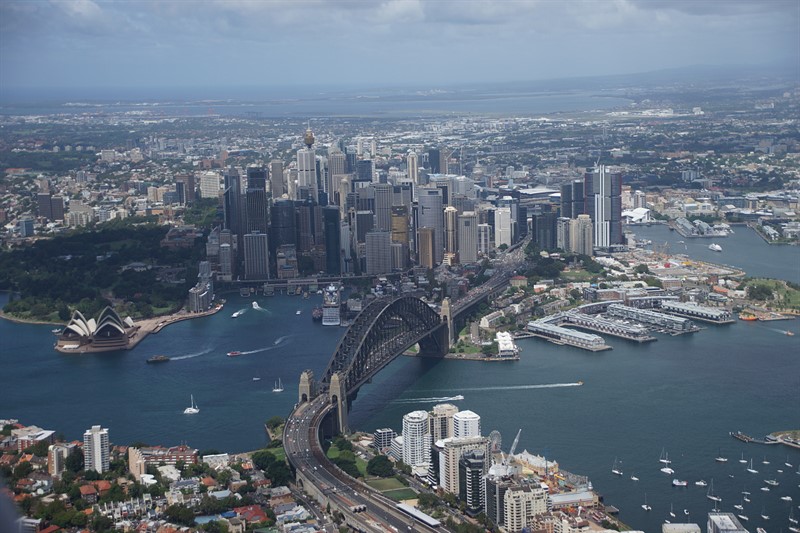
[715,448,728,462]
[612,457,623,476]
[760,507,769,520]
[272,378,284,393]
[659,447,671,464]
[739,452,747,464]
[761,455,769,465]
[641,493,652,511]
[630,472,639,481]
[660,451,675,474]
[706,478,722,502]
[786,455,794,468]
[183,394,199,414]
[669,503,676,518]
[789,506,798,525]
[746,458,759,474]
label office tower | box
[453,410,481,438]
[560,181,574,218]
[407,151,419,185]
[570,214,594,256]
[352,210,374,244]
[366,231,392,275]
[18,216,35,237]
[356,159,374,184]
[83,425,110,473]
[456,211,478,264]
[556,217,571,251]
[373,429,397,452]
[270,160,284,198]
[246,166,269,234]
[584,165,622,247]
[417,227,435,269]
[428,148,441,174]
[444,206,458,255]
[402,410,431,468]
[478,223,491,256]
[270,200,296,248]
[392,183,413,208]
[219,243,233,279]
[372,183,392,232]
[322,206,341,275]
[175,173,196,205]
[532,211,557,251]
[517,205,528,241]
[244,232,269,280]
[429,403,459,442]
[316,155,328,200]
[276,244,299,279]
[390,205,409,245]
[439,436,490,494]
[223,168,242,235]
[458,450,486,516]
[297,129,317,202]
[418,187,444,263]
[495,207,512,248]
[37,193,53,220]
[390,241,407,270]
[328,151,346,200]
[345,150,357,173]
[503,485,549,532]
[199,171,221,198]
[297,201,315,253]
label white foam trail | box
[460,382,582,392]
[171,348,213,360]
[395,395,465,404]
[238,338,290,356]
[274,335,290,345]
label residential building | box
[199,171,221,199]
[402,411,431,470]
[428,403,459,442]
[503,484,549,532]
[83,425,110,474]
[439,436,490,494]
[458,450,486,516]
[453,410,481,439]
[569,214,593,256]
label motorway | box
[285,395,440,532]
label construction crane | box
[500,428,522,466]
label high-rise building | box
[175,173,196,205]
[458,450,486,516]
[633,190,647,209]
[407,151,419,185]
[328,152,346,201]
[428,148,441,174]
[444,206,458,256]
[356,159,374,184]
[391,205,409,245]
[297,130,317,202]
[223,168,242,236]
[417,227,435,269]
[453,410,481,438]
[439,436,490,494]
[494,207,512,248]
[402,410,431,469]
[243,232,269,280]
[83,425,109,473]
[373,183,392,232]
[485,475,513,528]
[199,171,221,199]
[584,165,622,248]
[270,199,296,250]
[560,180,584,219]
[457,211,478,263]
[429,403,459,442]
[390,241,408,271]
[219,242,233,280]
[532,210,557,251]
[569,214,593,256]
[48,443,75,479]
[37,192,53,220]
[503,484,549,532]
[323,206,341,275]
[246,166,269,234]
[418,188,444,263]
[365,231,392,275]
[556,217,572,251]
[373,428,397,452]
[270,160,284,198]
[478,223,492,256]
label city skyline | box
[1,0,797,93]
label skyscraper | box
[270,160,284,198]
[245,166,269,234]
[453,410,481,438]
[297,129,317,202]
[83,425,109,473]
[458,211,478,263]
[458,450,486,516]
[532,210,557,251]
[584,165,622,248]
[494,207,512,248]
[570,214,594,256]
[199,171,221,199]
[417,227,435,269]
[391,205,409,245]
[429,403,459,441]
[407,151,419,185]
[327,151,346,202]
[418,187,444,263]
[323,206,341,275]
[244,231,269,280]
[556,217,572,251]
[428,148,441,174]
[444,206,458,256]
[372,183,392,232]
[223,168,242,236]
[365,231,392,275]
[478,223,492,256]
[402,410,431,469]
[175,173,196,205]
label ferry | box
[227,351,242,357]
[232,309,245,318]
[708,243,722,252]
[146,355,170,364]
[738,313,758,321]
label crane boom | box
[505,429,522,464]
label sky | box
[0,0,798,94]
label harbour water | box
[1,225,798,531]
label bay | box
[1,224,799,531]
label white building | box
[495,207,512,248]
[83,425,110,473]
[402,411,431,470]
[457,211,478,263]
[478,223,492,255]
[407,151,419,185]
[453,410,481,439]
[428,403,459,442]
[503,485,549,532]
[199,171,221,199]
[297,146,317,202]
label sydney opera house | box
[55,307,137,353]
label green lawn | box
[383,488,418,502]
[365,477,406,491]
[265,447,286,462]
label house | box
[79,484,98,503]
[510,275,528,288]
[234,505,268,524]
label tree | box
[163,504,196,526]
[65,448,84,473]
[748,283,773,301]
[266,416,284,429]
[366,455,394,477]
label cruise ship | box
[322,284,341,326]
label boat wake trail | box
[459,382,583,392]
[274,335,291,345]
[171,348,213,361]
[395,395,465,404]
[239,338,291,356]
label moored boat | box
[672,479,688,487]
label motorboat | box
[708,243,722,252]
[146,355,170,364]
[672,479,688,487]
[695,479,708,487]
[227,351,242,357]
[183,394,199,414]
[232,309,245,318]
[764,479,778,486]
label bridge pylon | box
[440,297,454,348]
[298,370,316,404]
[329,372,348,435]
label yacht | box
[760,486,770,492]
[672,479,688,487]
[695,479,708,487]
[764,479,778,486]
[706,479,722,502]
[746,458,758,474]
[708,243,722,252]
[789,506,798,525]
[737,514,748,522]
[669,504,676,518]
[739,452,747,464]
[612,457,623,476]
[789,456,796,468]
[630,472,639,481]
[760,507,769,520]
[641,493,651,512]
[322,284,342,326]
[272,378,284,393]
[659,448,671,464]
[232,309,245,318]
[715,448,728,462]
[734,500,744,511]
[782,495,794,502]
[762,456,770,465]
[183,395,199,414]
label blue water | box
[1,226,798,531]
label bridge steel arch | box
[320,296,447,398]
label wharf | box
[527,331,611,352]
[664,310,736,325]
[443,353,519,362]
[729,431,779,445]
[559,321,657,343]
